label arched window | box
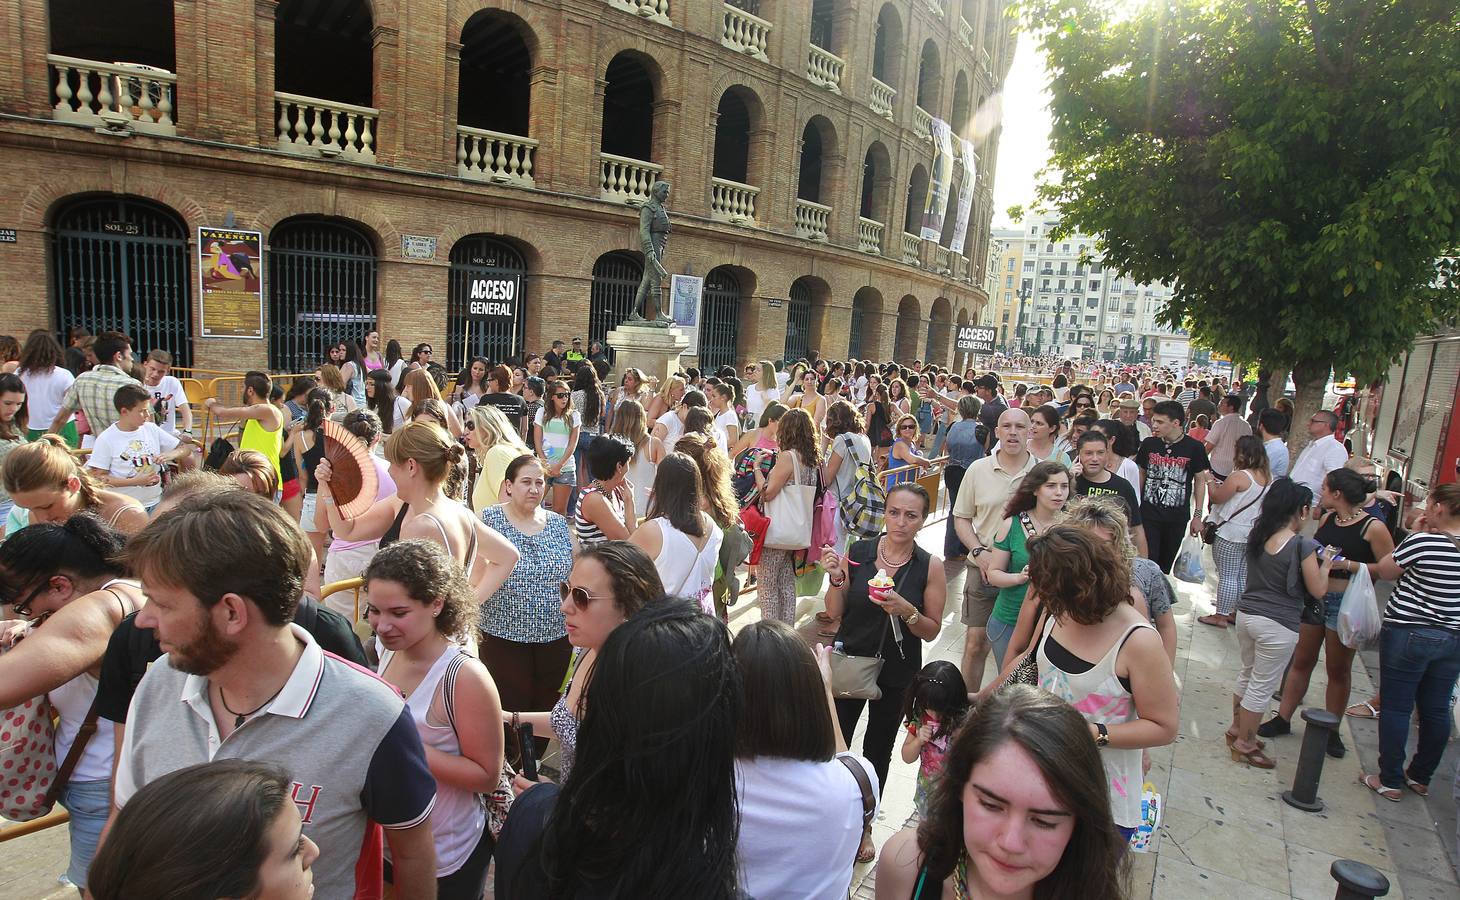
[700,266,745,371]
[51,194,192,366]
[872,4,902,87]
[711,87,763,223]
[48,0,177,133]
[798,120,825,204]
[925,297,952,366]
[267,216,377,372]
[458,12,532,138]
[589,251,644,346]
[601,52,656,163]
[916,40,941,113]
[893,295,921,363]
[849,287,883,360]
[447,235,529,371]
[274,0,376,160]
[905,164,930,235]
[952,71,971,138]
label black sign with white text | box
[465,276,520,320]
[956,325,996,353]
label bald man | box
[953,407,1038,693]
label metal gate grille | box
[448,235,527,372]
[700,267,741,372]
[784,280,812,363]
[589,252,642,348]
[52,196,191,366]
[268,218,376,373]
[925,317,948,365]
[848,299,865,359]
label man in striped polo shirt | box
[112,489,439,900]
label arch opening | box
[267,216,378,373]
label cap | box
[1117,398,1141,410]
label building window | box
[1062,243,1070,253]
[1046,243,1054,253]
[1005,275,1013,288]
[1057,279,1065,290]
[1030,226,1038,235]
[1007,258,1015,271]
[1023,261,1034,271]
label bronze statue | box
[627,180,672,325]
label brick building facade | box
[0,0,1014,373]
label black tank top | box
[379,502,409,549]
[833,538,931,683]
[1313,513,1377,581]
[302,428,326,493]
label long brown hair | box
[18,329,64,374]
[732,620,835,761]
[647,452,705,538]
[673,432,738,528]
[775,408,821,468]
[1004,461,1071,518]
[609,399,650,452]
[916,685,1127,897]
[2,434,101,507]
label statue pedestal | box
[606,322,690,388]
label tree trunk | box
[1287,360,1329,459]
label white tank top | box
[651,516,724,614]
[1216,470,1269,543]
[378,644,485,876]
[49,578,137,783]
[626,442,657,518]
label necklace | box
[1334,509,1364,527]
[219,683,287,730]
[952,852,971,900]
[878,536,913,570]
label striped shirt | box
[573,482,625,547]
[1384,532,1460,631]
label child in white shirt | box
[88,384,189,510]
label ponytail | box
[1246,478,1314,561]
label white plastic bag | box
[1173,535,1207,584]
[1337,564,1381,648]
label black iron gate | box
[52,195,192,367]
[784,280,812,363]
[589,251,642,348]
[268,217,377,373]
[448,235,527,371]
[700,267,741,372]
[848,297,865,359]
[925,317,948,365]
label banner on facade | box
[463,274,521,322]
[921,118,955,241]
[670,274,703,357]
[949,138,978,254]
[198,227,264,339]
[956,325,997,354]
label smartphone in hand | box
[516,723,539,782]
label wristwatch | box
[1094,722,1110,747]
[903,611,921,627]
[971,546,988,558]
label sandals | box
[1230,744,1276,769]
[1361,774,1402,802]
[1405,776,1429,797]
[855,828,876,864]
[1198,614,1230,628]
[1225,732,1266,750]
[1345,701,1379,719]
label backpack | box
[837,434,886,539]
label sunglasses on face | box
[899,423,917,431]
[560,582,608,609]
[554,393,570,399]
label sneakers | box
[1257,715,1291,738]
[1326,730,1347,759]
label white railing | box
[710,177,759,225]
[794,199,831,241]
[935,246,951,274]
[902,232,921,264]
[869,78,896,119]
[858,217,884,254]
[600,153,663,205]
[806,44,844,93]
[926,0,945,16]
[275,92,377,162]
[959,17,975,50]
[981,47,992,73]
[721,3,772,62]
[914,105,933,139]
[605,0,670,24]
[456,126,537,186]
[49,55,176,135]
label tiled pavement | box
[4,509,1457,899]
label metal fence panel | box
[267,218,377,373]
[700,267,741,372]
[589,251,643,348]
[784,280,812,363]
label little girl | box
[900,660,971,818]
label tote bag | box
[764,450,815,551]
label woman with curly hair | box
[368,539,505,897]
[754,408,822,624]
[983,461,1070,667]
[875,685,1127,899]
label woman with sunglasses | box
[479,454,574,753]
[501,541,664,788]
[3,434,147,537]
[534,380,581,516]
[0,514,143,893]
[1064,393,1098,424]
[466,403,531,512]
[885,414,934,489]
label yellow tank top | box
[240,416,283,479]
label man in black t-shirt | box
[973,375,1005,450]
[1136,399,1212,572]
[1072,431,1149,558]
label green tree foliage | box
[1020,0,1459,416]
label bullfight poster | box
[198,227,264,339]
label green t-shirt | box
[991,516,1036,626]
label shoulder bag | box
[828,555,915,700]
[442,652,516,838]
[764,450,815,551]
[1203,474,1267,545]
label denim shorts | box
[60,778,111,889]
[1323,590,1344,632]
[547,468,577,487]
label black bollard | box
[1282,708,1341,812]
[1330,859,1389,899]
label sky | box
[988,31,1053,229]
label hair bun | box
[446,442,466,463]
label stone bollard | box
[1330,859,1389,899]
[1282,708,1341,812]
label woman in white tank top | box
[0,516,143,892]
[607,399,663,523]
[367,541,505,896]
[629,454,723,613]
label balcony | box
[721,3,771,62]
[794,199,831,242]
[981,47,992,73]
[604,0,671,25]
[869,78,896,120]
[935,246,951,274]
[913,105,933,139]
[925,0,945,16]
[275,92,377,163]
[599,153,663,205]
[49,55,176,136]
[959,17,975,51]
[901,232,921,265]
[710,177,759,224]
[456,127,537,187]
[858,217,884,254]
[806,44,844,93]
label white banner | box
[921,118,955,241]
[949,138,978,254]
[670,274,703,357]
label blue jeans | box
[943,465,968,559]
[1378,624,1460,789]
[930,419,949,458]
[988,616,1018,670]
[59,778,111,888]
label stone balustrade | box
[869,78,896,120]
[902,231,921,264]
[711,177,759,225]
[794,199,831,241]
[599,153,664,205]
[457,126,537,186]
[721,3,772,62]
[858,217,884,254]
[49,54,176,135]
[914,105,933,140]
[604,0,670,24]
[275,92,377,162]
[806,44,844,93]
[960,17,975,51]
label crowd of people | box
[1,322,1458,900]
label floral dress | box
[911,714,951,818]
